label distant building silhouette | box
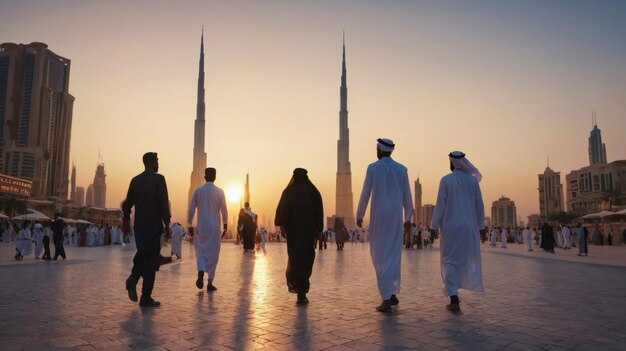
[527,214,541,228]
[70,162,77,203]
[86,161,106,208]
[421,204,435,228]
[538,165,564,221]
[188,29,207,208]
[588,111,607,166]
[0,42,74,198]
[75,186,85,207]
[244,172,250,205]
[491,196,517,228]
[335,33,355,229]
[414,178,422,224]
[566,120,626,216]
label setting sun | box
[226,184,243,204]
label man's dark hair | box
[204,167,216,181]
[143,152,158,167]
[244,202,250,208]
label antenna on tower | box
[547,155,549,168]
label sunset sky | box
[2,0,625,228]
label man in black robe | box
[275,168,323,305]
[238,202,257,252]
[51,213,67,260]
[540,222,555,253]
[122,152,171,308]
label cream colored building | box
[538,166,564,221]
[566,160,626,216]
[491,196,517,228]
[0,42,74,198]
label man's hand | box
[164,225,171,239]
[122,218,131,236]
[223,224,227,231]
[356,219,363,228]
[188,227,194,236]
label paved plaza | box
[1,240,626,351]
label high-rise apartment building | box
[538,166,564,221]
[0,42,74,198]
[491,196,517,228]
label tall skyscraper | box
[335,33,355,229]
[188,29,207,206]
[92,163,106,208]
[538,164,564,221]
[588,112,607,165]
[0,42,74,198]
[70,162,77,203]
[414,178,422,224]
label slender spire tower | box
[335,32,355,228]
[189,28,208,206]
[244,172,250,205]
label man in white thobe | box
[500,227,508,248]
[356,138,413,312]
[562,225,572,249]
[523,226,533,251]
[170,223,185,259]
[431,151,485,312]
[489,228,498,246]
[188,167,228,292]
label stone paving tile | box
[1,241,626,351]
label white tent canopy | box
[12,209,50,221]
[581,210,616,219]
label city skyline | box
[2,1,626,224]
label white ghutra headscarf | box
[449,151,482,182]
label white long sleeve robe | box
[431,169,485,296]
[170,224,185,256]
[33,225,44,258]
[188,182,228,279]
[356,157,413,300]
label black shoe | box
[390,294,399,306]
[446,303,461,312]
[139,297,161,308]
[207,284,217,291]
[126,277,138,302]
[196,277,204,289]
[376,300,392,312]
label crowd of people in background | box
[1,217,129,261]
[481,223,626,255]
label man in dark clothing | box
[42,223,52,260]
[540,223,555,253]
[238,202,257,252]
[51,213,66,260]
[275,168,323,305]
[122,152,171,308]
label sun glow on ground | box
[226,184,243,204]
